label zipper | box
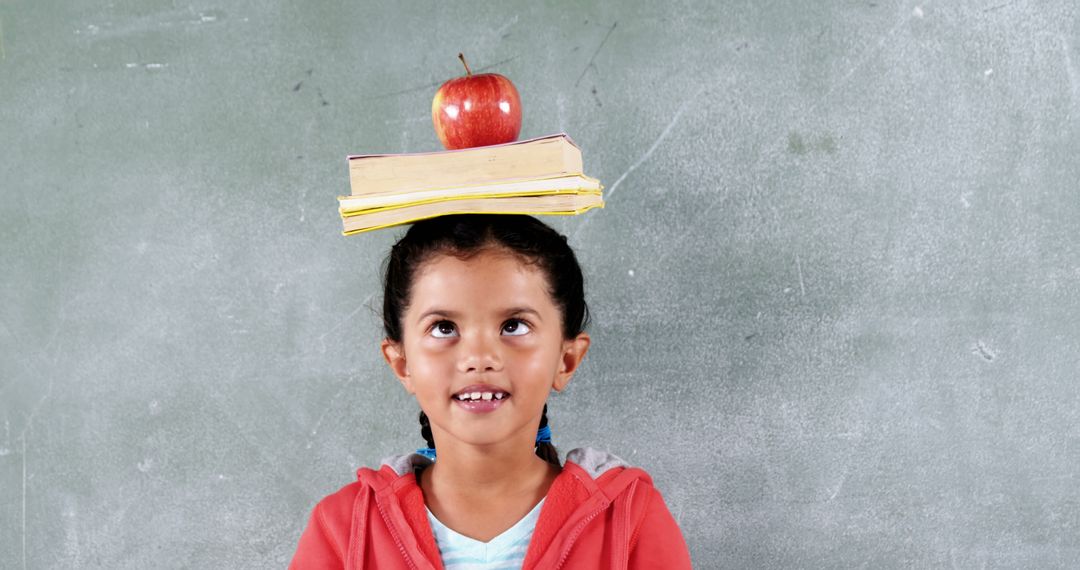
[619,481,639,567]
[551,504,607,570]
[374,496,420,570]
[628,519,644,556]
[550,474,642,570]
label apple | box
[432,53,522,150]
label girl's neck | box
[420,443,561,500]
[418,446,562,543]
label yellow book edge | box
[340,201,606,236]
[339,188,604,218]
[343,173,601,208]
[348,171,591,196]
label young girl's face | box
[381,247,589,455]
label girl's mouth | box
[452,390,510,413]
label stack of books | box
[337,133,604,235]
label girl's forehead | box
[409,251,554,308]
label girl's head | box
[379,214,592,468]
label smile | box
[450,383,512,413]
[453,391,509,401]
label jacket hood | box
[353,447,656,570]
[372,446,632,480]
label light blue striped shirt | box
[425,498,544,570]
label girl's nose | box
[457,332,503,373]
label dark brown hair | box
[381,214,591,467]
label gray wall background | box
[3,0,1079,568]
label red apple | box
[432,53,522,150]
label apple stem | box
[458,53,472,76]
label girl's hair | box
[381,214,591,468]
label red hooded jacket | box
[289,447,693,569]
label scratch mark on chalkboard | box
[137,458,154,473]
[384,115,431,127]
[824,12,910,105]
[971,340,996,362]
[22,436,27,569]
[983,1,1013,12]
[305,376,354,449]
[19,373,56,568]
[1061,34,1079,120]
[73,9,226,39]
[827,468,849,501]
[495,15,519,37]
[795,254,806,297]
[0,17,7,61]
[0,323,19,395]
[0,420,9,456]
[317,294,375,353]
[605,87,701,200]
[475,55,520,73]
[569,86,703,241]
[556,92,567,132]
[575,21,617,88]
[1030,473,1075,482]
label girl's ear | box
[553,332,591,393]
[380,338,414,394]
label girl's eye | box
[502,318,531,336]
[430,320,457,338]
[427,319,531,338]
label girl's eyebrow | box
[416,307,542,323]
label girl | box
[290,214,692,569]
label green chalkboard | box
[2,0,1079,567]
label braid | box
[418,410,435,449]
[535,404,561,467]
[417,404,561,468]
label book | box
[341,192,604,236]
[339,173,602,215]
[338,133,604,235]
[347,133,584,197]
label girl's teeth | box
[455,392,509,401]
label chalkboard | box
[2,0,1079,567]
